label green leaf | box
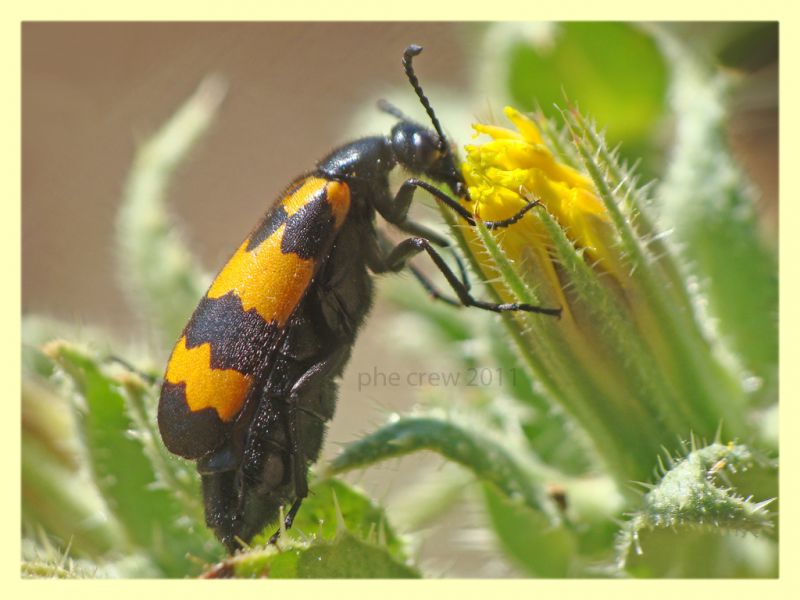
[483,484,576,577]
[201,478,416,578]
[654,28,778,402]
[296,532,419,578]
[46,342,218,576]
[22,433,130,559]
[223,546,301,579]
[623,529,777,578]
[115,76,225,346]
[327,414,560,524]
[251,478,407,561]
[22,340,130,559]
[212,532,419,579]
[616,441,775,573]
[494,22,667,175]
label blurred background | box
[22,23,473,331]
[22,22,778,577]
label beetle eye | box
[391,122,441,172]
[413,132,440,167]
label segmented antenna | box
[403,44,448,152]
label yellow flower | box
[448,104,748,485]
[461,106,624,314]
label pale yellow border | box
[8,0,796,597]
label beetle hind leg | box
[264,399,311,545]
[267,348,350,544]
[268,497,305,545]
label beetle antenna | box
[403,44,448,152]
[376,98,412,122]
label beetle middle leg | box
[370,235,562,316]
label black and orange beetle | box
[157,45,561,553]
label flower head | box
[461,107,629,316]
[449,105,748,484]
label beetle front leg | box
[383,178,543,231]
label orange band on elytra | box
[165,336,252,422]
[207,224,315,326]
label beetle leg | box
[405,264,462,307]
[387,178,542,230]
[268,347,350,544]
[368,229,470,303]
[372,236,562,316]
[268,498,304,545]
[367,228,470,293]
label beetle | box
[157,44,561,553]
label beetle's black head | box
[378,45,468,198]
[389,120,465,197]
